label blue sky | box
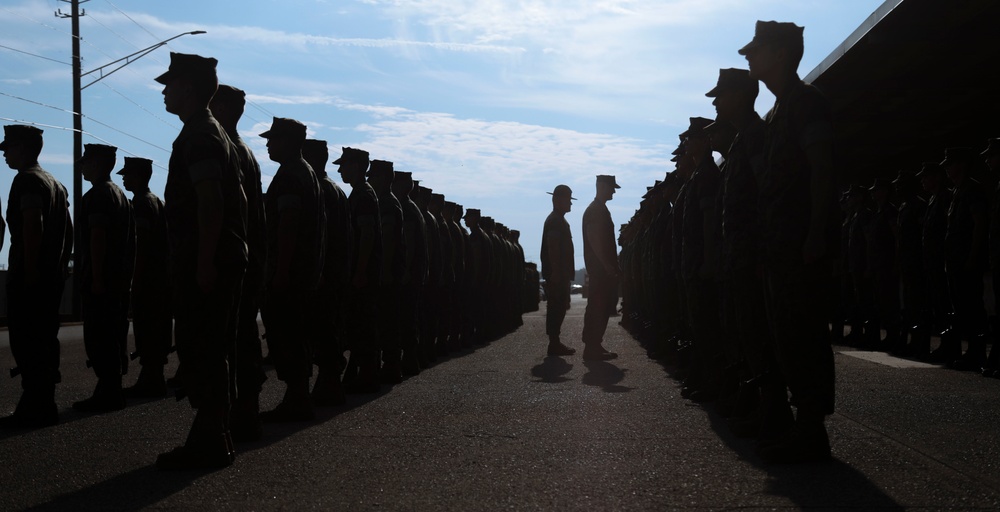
[1,0,884,270]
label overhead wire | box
[0,91,171,155]
[0,116,168,171]
[0,43,72,66]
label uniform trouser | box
[946,266,987,337]
[730,269,773,377]
[582,274,618,348]
[173,271,241,411]
[851,272,874,332]
[870,268,900,336]
[311,281,344,373]
[132,285,172,368]
[399,282,421,358]
[544,280,571,339]
[82,289,130,381]
[7,278,63,393]
[378,284,402,364]
[925,268,951,331]
[662,273,682,338]
[685,276,723,377]
[345,285,380,367]
[264,287,313,383]
[419,284,439,353]
[233,264,264,398]
[763,262,836,417]
[899,269,925,332]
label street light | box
[69,26,206,318]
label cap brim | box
[705,85,722,97]
[154,70,172,85]
[115,168,127,175]
[259,130,273,139]
[737,40,759,56]
[0,141,7,150]
[546,192,578,200]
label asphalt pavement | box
[1,295,1000,511]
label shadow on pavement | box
[703,406,902,509]
[581,360,635,393]
[530,356,574,383]
[24,464,208,512]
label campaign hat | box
[259,117,307,140]
[155,52,217,85]
[738,20,804,56]
[597,175,621,189]
[548,184,577,200]
[0,124,43,150]
[333,147,369,165]
[705,68,758,98]
[116,156,153,179]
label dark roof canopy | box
[804,0,1000,183]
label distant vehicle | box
[570,284,583,294]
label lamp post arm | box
[80,30,206,90]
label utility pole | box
[56,0,88,320]
[55,1,204,320]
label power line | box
[0,91,171,154]
[0,115,168,171]
[96,80,179,131]
[0,43,72,66]
[104,0,163,45]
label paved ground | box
[1,295,1000,511]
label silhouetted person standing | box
[0,125,72,429]
[74,143,135,413]
[541,184,577,356]
[581,175,621,361]
[303,139,351,405]
[259,117,325,422]
[119,157,171,399]
[336,147,383,393]
[740,21,837,463]
[368,160,405,383]
[392,171,427,374]
[210,84,268,440]
[155,53,247,469]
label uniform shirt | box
[847,207,871,274]
[164,108,248,278]
[896,197,926,276]
[864,202,898,274]
[467,224,491,288]
[989,182,1000,273]
[541,211,573,283]
[130,188,169,292]
[229,130,267,272]
[670,182,689,275]
[348,182,383,285]
[681,158,721,279]
[945,178,988,270]
[265,157,325,290]
[6,164,71,283]
[922,188,951,272]
[400,197,428,286]
[421,207,442,287]
[80,178,135,293]
[582,199,615,279]
[376,189,405,284]
[721,115,766,275]
[759,78,836,267]
[320,175,353,287]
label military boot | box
[950,334,988,371]
[73,378,126,413]
[125,365,168,399]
